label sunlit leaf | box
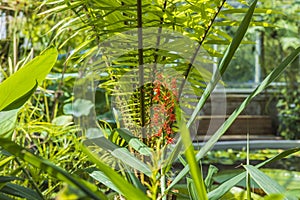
[0,47,58,111]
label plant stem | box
[43,82,51,122]
[178,0,226,97]
[160,164,166,200]
[51,50,68,120]
[246,133,252,200]
[137,0,146,138]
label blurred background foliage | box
[0,0,299,199]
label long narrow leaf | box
[208,147,300,199]
[186,178,198,200]
[244,165,290,199]
[86,137,152,176]
[196,46,300,160]
[208,172,245,200]
[0,183,42,200]
[168,45,300,192]
[187,0,258,128]
[81,144,150,200]
[88,170,122,194]
[116,128,152,156]
[167,0,259,191]
[179,120,208,200]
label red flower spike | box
[166,137,174,144]
[169,113,176,122]
[153,94,160,101]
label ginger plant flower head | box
[147,72,179,148]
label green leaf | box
[88,170,122,194]
[63,99,94,117]
[168,0,259,191]
[256,148,300,168]
[0,176,22,183]
[0,138,107,200]
[204,165,218,192]
[86,137,152,176]
[208,172,246,200]
[116,128,152,156]
[179,119,208,200]
[81,144,150,200]
[208,148,300,200]
[125,170,147,193]
[52,115,73,126]
[244,165,296,200]
[0,47,58,111]
[56,185,87,200]
[169,45,300,193]
[1,82,37,111]
[187,178,198,200]
[0,156,14,168]
[0,109,19,137]
[187,0,258,128]
[261,169,300,191]
[0,193,13,200]
[0,183,42,200]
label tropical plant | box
[0,0,300,200]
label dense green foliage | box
[0,0,299,199]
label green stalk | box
[160,150,166,200]
[246,133,251,200]
[137,0,146,132]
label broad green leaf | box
[263,194,285,200]
[219,187,264,200]
[0,47,58,111]
[0,109,19,137]
[52,115,73,126]
[1,83,37,111]
[63,99,94,117]
[0,138,107,200]
[116,128,151,156]
[81,144,150,200]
